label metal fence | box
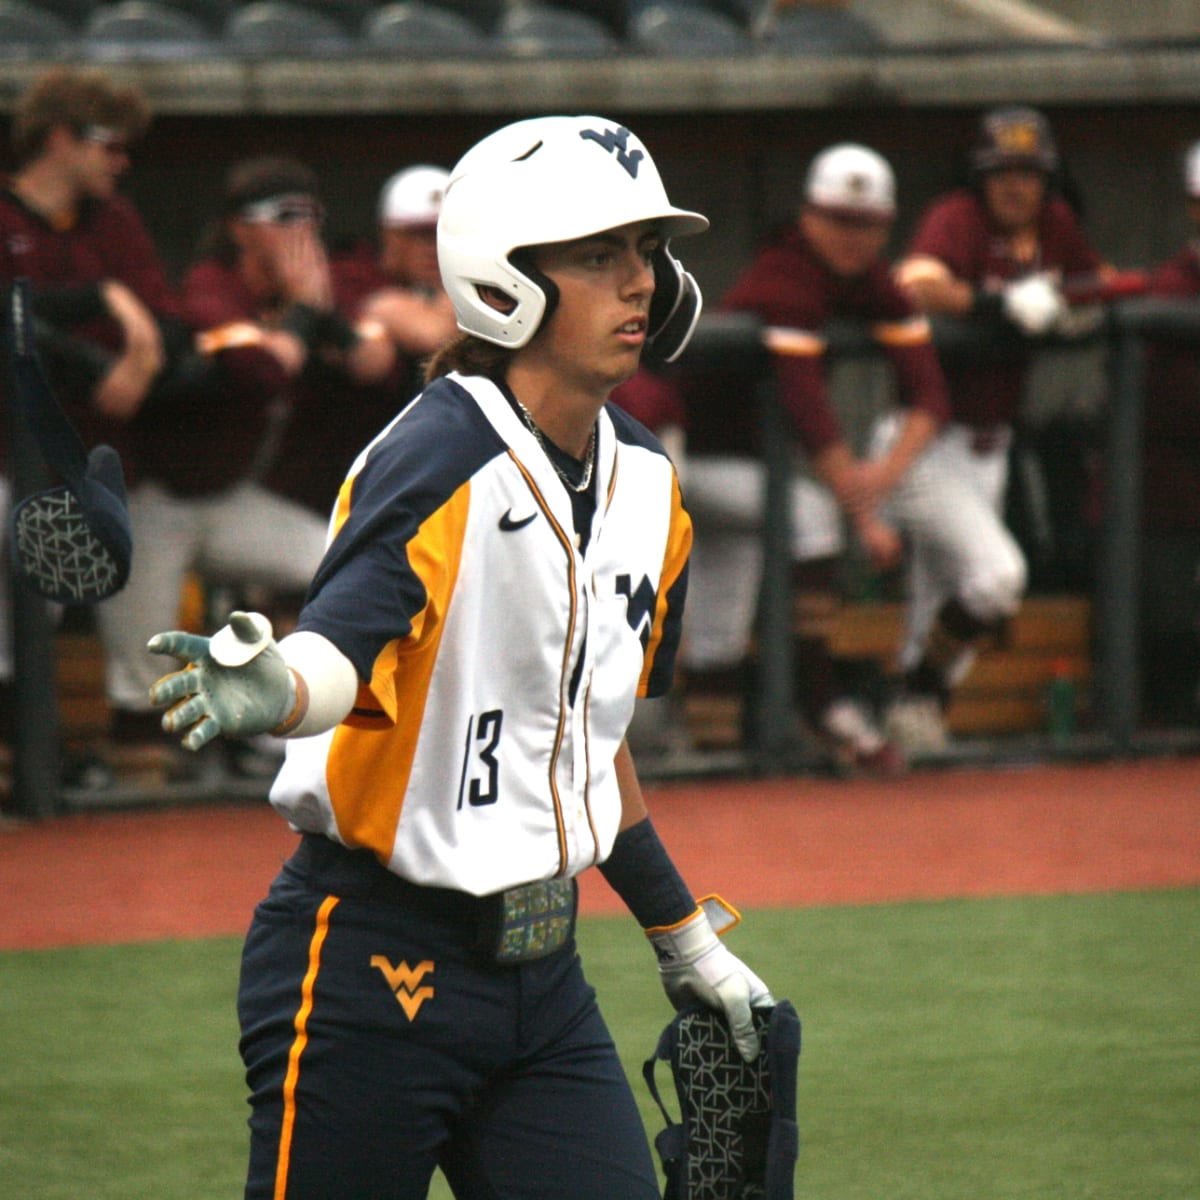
[8,297,1200,816]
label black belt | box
[288,833,577,963]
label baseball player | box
[887,105,1113,754]
[97,156,395,778]
[0,66,181,791]
[148,116,773,1200]
[680,143,949,773]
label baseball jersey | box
[270,371,691,895]
[686,225,949,459]
[128,256,290,496]
[0,183,180,473]
[904,187,1103,429]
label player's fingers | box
[182,715,221,752]
[147,630,210,662]
[160,694,209,734]
[714,974,760,1061]
[148,666,201,708]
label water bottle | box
[1046,659,1076,744]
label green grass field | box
[2,889,1196,1199]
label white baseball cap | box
[379,164,449,228]
[804,143,896,222]
[1185,142,1200,198]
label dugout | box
[5,10,1200,811]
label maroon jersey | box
[263,253,414,516]
[1141,244,1200,532]
[126,256,293,496]
[685,225,949,459]
[0,184,180,472]
[905,187,1103,429]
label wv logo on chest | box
[617,574,657,649]
[579,126,644,179]
[371,956,435,1021]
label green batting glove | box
[147,611,293,751]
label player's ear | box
[476,284,517,314]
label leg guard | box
[643,1001,801,1199]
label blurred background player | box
[678,142,948,773]
[269,162,461,516]
[889,105,1114,755]
[0,66,181,793]
[337,163,458,371]
[97,155,394,780]
[1133,139,1200,726]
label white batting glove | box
[147,611,295,751]
[1002,273,1067,336]
[648,905,775,1061]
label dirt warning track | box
[2,757,1197,951]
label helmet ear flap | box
[508,250,560,337]
[644,245,703,366]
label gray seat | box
[630,2,750,56]
[225,0,353,57]
[82,1,215,59]
[361,1,489,56]
[497,4,618,58]
[0,0,74,57]
[762,7,883,54]
[142,0,238,34]
[27,0,95,28]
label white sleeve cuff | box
[278,630,359,737]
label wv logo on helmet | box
[371,956,435,1021]
[579,126,643,179]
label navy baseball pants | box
[238,835,659,1200]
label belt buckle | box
[491,878,577,964]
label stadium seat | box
[629,1,751,56]
[26,0,96,29]
[0,0,74,57]
[136,0,238,34]
[81,1,216,59]
[761,5,883,54]
[224,1,354,56]
[497,4,618,58]
[360,1,490,56]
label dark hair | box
[222,155,320,213]
[12,66,150,166]
[195,155,321,264]
[425,333,513,385]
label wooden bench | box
[685,594,1093,749]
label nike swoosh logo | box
[499,508,537,532]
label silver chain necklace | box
[513,399,597,494]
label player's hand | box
[1001,273,1067,336]
[147,611,293,751]
[648,908,775,1061]
[854,511,904,571]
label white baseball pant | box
[681,455,842,670]
[97,479,329,711]
[873,416,1028,678]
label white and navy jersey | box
[269,372,691,895]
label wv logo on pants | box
[371,956,435,1021]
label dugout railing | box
[676,298,1200,773]
[7,298,1200,815]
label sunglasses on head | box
[239,193,325,226]
[81,125,130,156]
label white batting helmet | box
[438,115,709,363]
